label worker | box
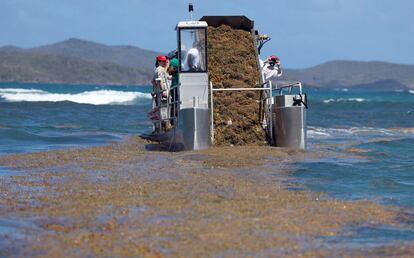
[260,55,283,83]
[167,50,179,88]
[151,55,171,99]
[150,55,172,131]
[259,55,283,129]
[183,47,201,72]
[167,50,179,121]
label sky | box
[1,0,413,68]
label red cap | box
[268,55,279,61]
[156,55,167,62]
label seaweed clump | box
[208,25,266,146]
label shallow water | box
[295,88,414,208]
[294,138,414,207]
[287,87,414,246]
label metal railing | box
[273,82,303,95]
[151,79,180,133]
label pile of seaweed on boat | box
[208,25,266,145]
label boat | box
[143,4,308,151]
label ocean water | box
[299,87,414,208]
[1,82,414,243]
[0,82,153,153]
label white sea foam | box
[323,98,367,103]
[323,99,335,103]
[0,88,45,94]
[350,98,366,102]
[307,127,331,137]
[307,126,358,138]
[308,126,413,139]
[0,88,151,105]
[334,88,349,92]
[409,90,414,94]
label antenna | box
[189,3,194,20]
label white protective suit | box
[183,48,201,71]
[259,59,282,84]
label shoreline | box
[1,136,414,257]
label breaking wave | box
[0,88,151,105]
[409,90,414,94]
[323,98,368,103]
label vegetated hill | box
[0,51,152,85]
[3,38,414,89]
[30,38,159,70]
[0,46,24,52]
[283,60,414,89]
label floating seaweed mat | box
[208,25,266,145]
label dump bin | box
[272,94,307,149]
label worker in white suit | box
[260,55,283,83]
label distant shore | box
[1,38,414,90]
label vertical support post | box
[268,81,273,145]
[210,81,214,144]
[155,78,162,133]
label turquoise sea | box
[1,82,414,245]
[0,83,152,153]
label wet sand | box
[1,137,414,257]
